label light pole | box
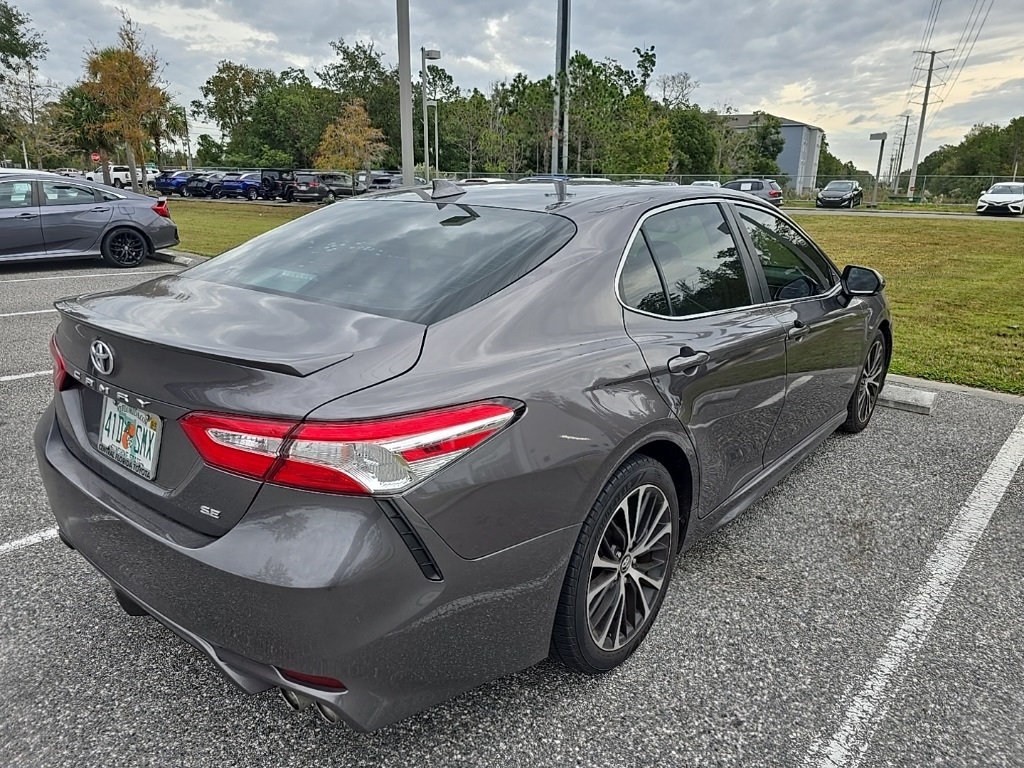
[869,132,887,208]
[421,47,441,181]
[427,99,440,175]
[397,1,415,187]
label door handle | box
[667,350,709,375]
[90,207,111,212]
[788,320,810,340]
[16,212,37,219]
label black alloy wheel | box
[841,331,888,433]
[101,228,149,268]
[551,455,679,673]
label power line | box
[925,0,994,132]
[901,0,944,109]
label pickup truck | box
[84,165,150,189]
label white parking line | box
[0,370,49,382]
[0,528,58,558]
[0,309,58,318]
[0,270,174,284]
[807,413,1024,768]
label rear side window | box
[619,236,671,315]
[639,203,752,317]
[189,200,576,324]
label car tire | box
[840,331,889,434]
[325,191,336,203]
[551,454,679,674]
[247,187,258,201]
[212,186,222,199]
[113,179,124,189]
[181,187,191,198]
[100,227,150,268]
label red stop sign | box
[91,152,100,162]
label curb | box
[151,250,210,267]
[886,374,1024,406]
[877,384,937,416]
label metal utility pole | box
[550,0,570,175]
[869,132,887,207]
[906,49,951,200]
[397,0,415,187]
[420,48,441,180]
[892,113,911,195]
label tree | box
[605,91,672,175]
[655,72,698,109]
[315,99,386,171]
[195,134,223,166]
[669,105,716,175]
[53,85,115,176]
[144,92,187,168]
[190,60,275,143]
[442,88,490,175]
[83,12,164,191]
[0,62,67,168]
[745,111,785,174]
[0,0,45,78]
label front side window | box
[42,181,97,205]
[638,203,752,317]
[0,180,34,209]
[737,206,836,301]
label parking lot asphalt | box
[1,257,1022,768]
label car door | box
[39,180,113,255]
[620,201,788,518]
[0,179,44,259]
[731,202,870,464]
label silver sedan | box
[0,169,179,268]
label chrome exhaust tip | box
[315,701,342,724]
[279,687,313,712]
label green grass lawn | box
[169,200,312,256]
[795,216,1023,395]
[168,201,1023,395]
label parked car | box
[0,169,178,267]
[316,172,366,197]
[366,173,427,191]
[37,182,890,731]
[182,171,227,198]
[722,178,784,206]
[459,177,508,185]
[219,172,262,200]
[816,180,863,208]
[52,168,84,178]
[975,182,1024,216]
[84,165,148,189]
[153,169,194,196]
[690,180,721,188]
[258,168,296,200]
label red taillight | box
[49,335,70,392]
[278,669,346,690]
[769,190,782,197]
[179,403,517,494]
[152,199,170,218]
[179,413,293,479]
[309,181,319,187]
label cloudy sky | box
[15,0,1024,171]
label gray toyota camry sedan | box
[36,181,891,731]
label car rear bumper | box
[35,406,573,731]
[289,192,324,201]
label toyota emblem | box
[90,340,115,376]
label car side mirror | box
[842,265,884,296]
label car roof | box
[369,182,783,223]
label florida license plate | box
[98,397,162,480]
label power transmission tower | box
[905,49,952,200]
[892,114,912,195]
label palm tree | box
[54,84,115,181]
[144,92,187,168]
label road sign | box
[870,132,888,141]
[91,152,100,162]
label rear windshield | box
[296,174,319,182]
[187,199,577,324]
